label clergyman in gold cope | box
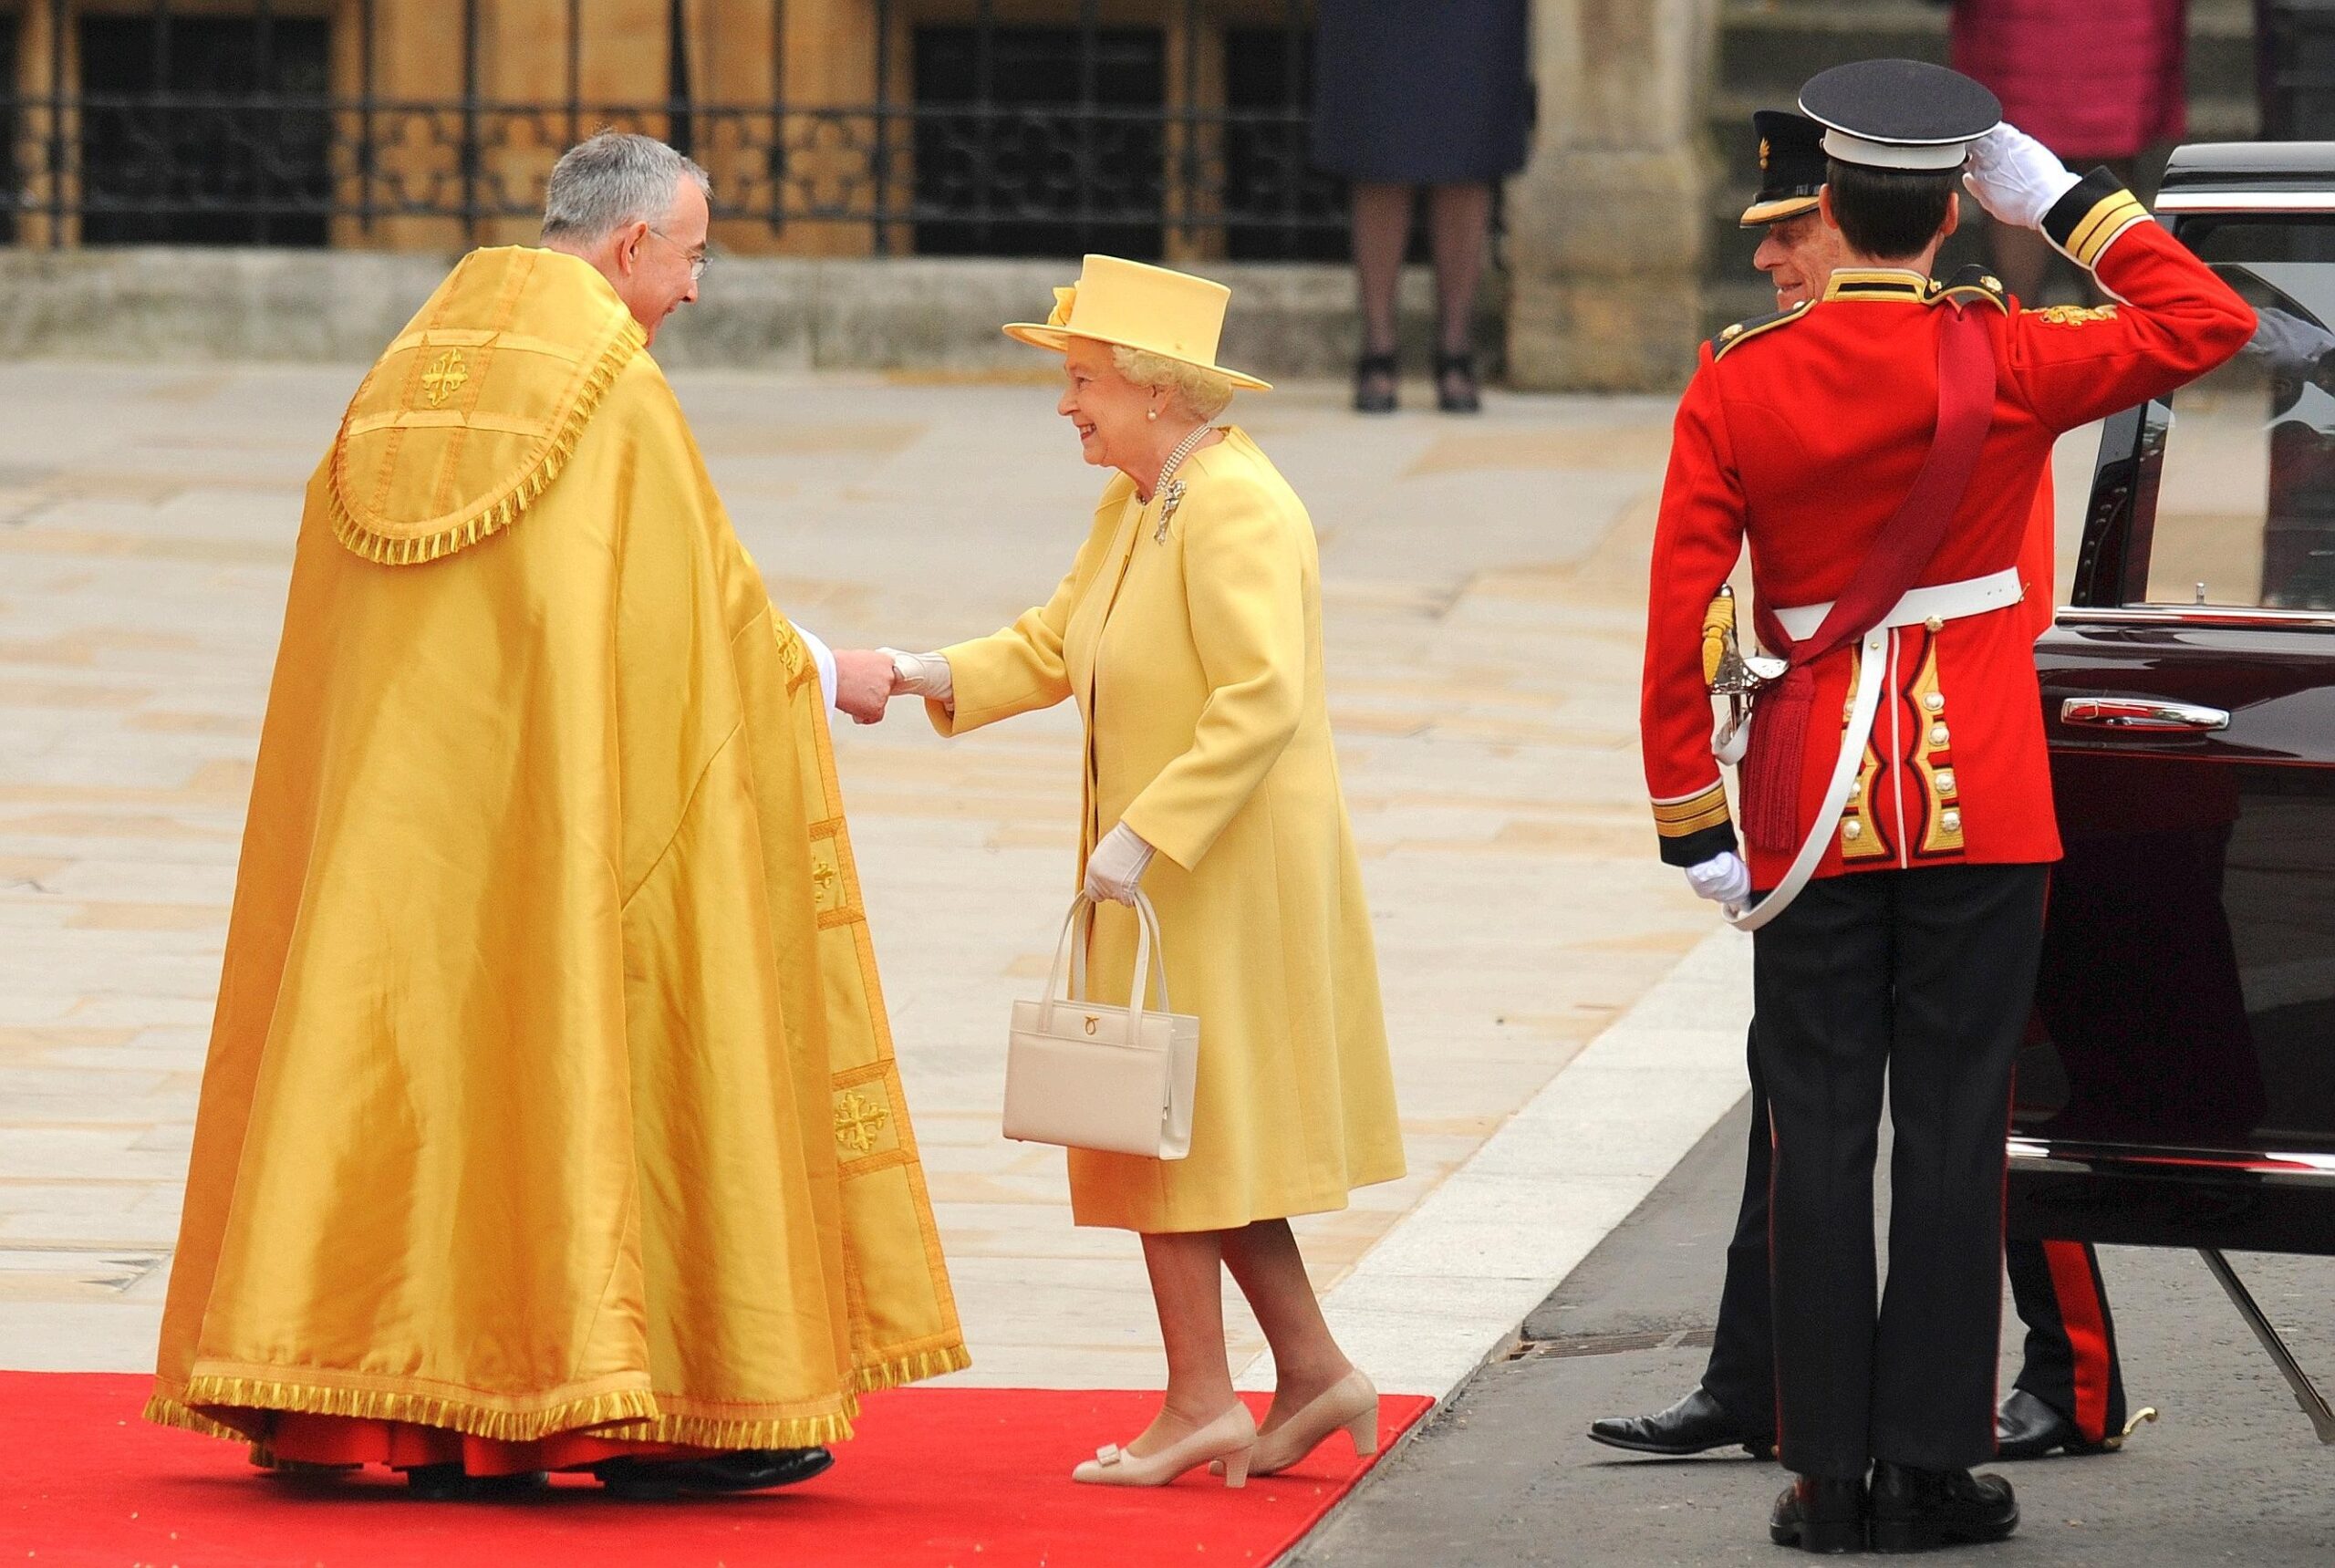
[147,132,965,1496]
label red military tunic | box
[1643,172,2254,890]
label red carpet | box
[0,1374,1429,1567]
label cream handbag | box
[1004,891,1199,1159]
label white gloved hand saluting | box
[1084,823,1157,908]
[1686,851,1751,912]
[1960,123,2080,232]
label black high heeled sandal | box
[1435,350,1481,414]
[1353,351,1397,414]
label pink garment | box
[1951,0,2187,161]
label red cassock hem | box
[266,1413,718,1477]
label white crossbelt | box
[1772,567,2026,643]
[1724,567,2025,933]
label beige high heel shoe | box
[1072,1403,1259,1489]
[1219,1368,1381,1478]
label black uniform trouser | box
[1700,1038,2125,1451]
[2007,1237,2127,1444]
[1701,1025,1777,1439]
[1754,861,2049,1480]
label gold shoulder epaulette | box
[1927,265,2010,314]
[1710,298,1812,360]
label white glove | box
[1686,851,1750,911]
[882,648,954,703]
[1084,823,1157,907]
[1960,124,2080,232]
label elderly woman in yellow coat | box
[866,255,1404,1488]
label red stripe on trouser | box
[2042,1239,2112,1443]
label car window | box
[2139,222,2335,612]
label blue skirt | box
[1310,0,1534,183]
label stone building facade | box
[2,0,1721,388]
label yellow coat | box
[935,428,1403,1232]
[150,248,965,1453]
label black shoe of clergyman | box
[1588,1386,1776,1459]
[1868,1461,2018,1552]
[592,1447,835,1500]
[1995,1388,2111,1459]
[401,1463,549,1501]
[1769,1474,1870,1554]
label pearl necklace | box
[1150,422,1215,544]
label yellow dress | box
[149,246,966,1454]
[934,428,1404,1232]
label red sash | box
[1740,303,1999,854]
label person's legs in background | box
[1350,182,1414,412]
[1427,181,1493,412]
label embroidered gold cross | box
[421,349,470,408]
[812,860,840,907]
[835,1090,889,1157]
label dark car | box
[2010,142,2335,1442]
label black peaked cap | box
[1799,59,2001,171]
[1743,109,1828,226]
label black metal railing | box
[0,0,1347,258]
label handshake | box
[825,643,1153,903]
[829,647,953,726]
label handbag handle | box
[1068,891,1171,1014]
[1039,891,1171,1036]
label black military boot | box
[1995,1388,2111,1459]
[1769,1473,1869,1553]
[1868,1460,2018,1552]
[1589,1386,1774,1459]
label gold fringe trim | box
[143,1392,252,1444]
[162,1375,882,1451]
[592,1408,858,1449]
[854,1341,971,1393]
[328,317,643,567]
[180,1374,662,1444]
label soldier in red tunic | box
[1639,59,2253,1552]
[1598,106,2148,1475]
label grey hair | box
[1110,345,1236,421]
[541,131,711,244]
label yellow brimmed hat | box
[1003,254,1271,391]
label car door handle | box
[2060,697,2231,732]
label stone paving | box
[0,358,2091,1396]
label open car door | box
[2013,156,2335,1442]
[2019,187,2335,1254]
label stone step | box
[1718,0,2258,106]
